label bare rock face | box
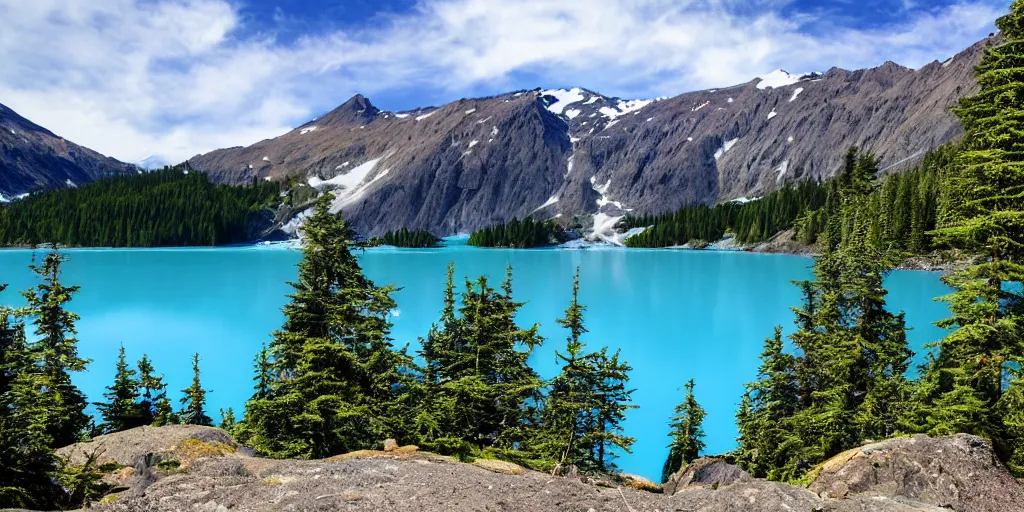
[188,39,990,238]
[0,103,135,199]
[663,457,752,496]
[808,434,1024,512]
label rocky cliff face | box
[63,426,1024,512]
[0,103,135,201]
[189,38,989,238]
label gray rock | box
[188,38,991,238]
[808,434,1024,512]
[0,102,135,199]
[663,457,752,495]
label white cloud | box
[0,0,1006,165]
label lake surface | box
[0,242,951,481]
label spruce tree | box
[0,295,62,509]
[663,379,706,483]
[137,354,171,426]
[241,194,408,458]
[922,1,1024,468]
[588,347,635,471]
[22,252,90,447]
[179,353,212,426]
[94,345,144,433]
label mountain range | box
[0,37,991,237]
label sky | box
[0,0,1011,166]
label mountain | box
[0,103,136,201]
[188,38,990,238]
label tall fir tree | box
[179,353,212,426]
[920,3,1024,468]
[137,354,174,426]
[662,379,707,483]
[240,194,409,458]
[94,345,144,434]
[0,291,63,509]
[22,252,90,447]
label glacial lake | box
[0,241,951,481]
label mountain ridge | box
[187,37,989,238]
[0,103,137,200]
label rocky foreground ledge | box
[49,426,1024,511]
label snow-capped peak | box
[541,88,586,115]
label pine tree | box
[22,252,90,447]
[179,353,212,426]
[241,194,408,458]
[137,354,170,426]
[588,347,635,471]
[94,345,144,434]
[922,2,1024,469]
[219,408,236,431]
[663,379,706,482]
[0,294,63,509]
[250,342,273,401]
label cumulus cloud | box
[0,0,1006,165]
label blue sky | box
[0,0,1010,165]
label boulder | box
[808,434,1024,512]
[663,457,752,496]
[383,438,399,452]
[57,424,237,469]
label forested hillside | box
[624,144,952,253]
[0,167,280,247]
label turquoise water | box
[0,243,951,481]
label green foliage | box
[624,145,952,253]
[530,269,636,473]
[416,264,546,455]
[624,179,827,248]
[911,5,1024,471]
[734,150,914,481]
[179,353,212,426]
[238,194,414,459]
[663,379,706,483]
[93,345,145,434]
[373,228,443,248]
[0,166,279,247]
[137,354,175,426]
[22,252,91,448]
[468,218,567,248]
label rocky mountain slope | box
[58,425,1023,512]
[0,103,135,201]
[189,38,989,238]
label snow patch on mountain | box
[775,160,790,182]
[533,195,559,212]
[300,126,318,135]
[767,109,778,120]
[599,99,653,120]
[789,88,805,102]
[309,157,382,191]
[714,138,740,160]
[542,88,585,115]
[757,70,809,90]
[415,112,434,121]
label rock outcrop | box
[188,39,990,238]
[808,434,1024,512]
[0,103,135,200]
[55,426,1024,512]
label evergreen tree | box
[241,194,409,458]
[251,342,273,401]
[921,4,1024,468]
[735,328,800,480]
[22,252,90,447]
[0,292,63,509]
[662,379,706,483]
[137,354,171,426]
[94,345,144,434]
[587,347,635,471]
[179,353,212,426]
[219,408,236,431]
